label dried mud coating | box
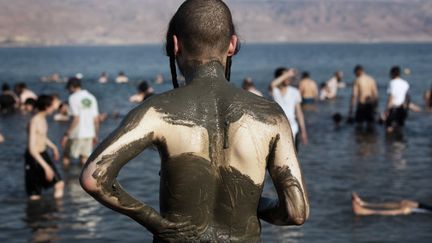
[81,61,309,242]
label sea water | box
[0,44,431,242]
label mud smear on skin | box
[86,61,291,242]
[150,61,283,165]
[160,153,262,243]
[151,61,286,242]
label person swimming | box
[129,80,155,103]
[242,77,263,97]
[115,71,129,84]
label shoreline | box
[1,41,432,49]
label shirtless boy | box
[349,65,379,128]
[80,1,309,242]
[25,95,64,200]
[299,72,319,105]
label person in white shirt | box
[270,67,308,150]
[14,82,37,110]
[62,77,100,167]
[321,71,343,100]
[385,66,410,132]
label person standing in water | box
[25,95,64,200]
[62,77,100,167]
[384,66,411,132]
[80,1,309,242]
[321,71,343,100]
[270,67,308,150]
[298,71,319,105]
[348,65,379,129]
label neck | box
[181,60,227,85]
[37,111,47,117]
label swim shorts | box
[302,98,315,105]
[411,203,432,214]
[385,106,408,128]
[24,150,62,196]
[355,102,376,124]
[69,138,93,159]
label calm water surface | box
[0,44,431,242]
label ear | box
[227,35,238,57]
[173,35,181,56]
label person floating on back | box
[352,192,432,216]
[80,1,309,242]
[25,95,64,200]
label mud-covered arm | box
[80,106,197,240]
[258,120,310,225]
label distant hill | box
[0,0,431,46]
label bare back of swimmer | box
[80,1,309,242]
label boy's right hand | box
[44,166,55,182]
[61,135,68,149]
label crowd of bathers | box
[0,64,431,211]
[243,65,432,139]
[242,64,432,215]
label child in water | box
[25,95,64,200]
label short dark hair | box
[166,0,238,58]
[66,77,81,89]
[35,95,54,111]
[301,72,310,79]
[14,82,27,93]
[242,78,254,89]
[390,66,401,78]
[138,81,150,92]
[274,67,288,78]
[2,83,10,91]
[24,98,36,106]
[354,65,363,73]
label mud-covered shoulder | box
[229,87,287,125]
